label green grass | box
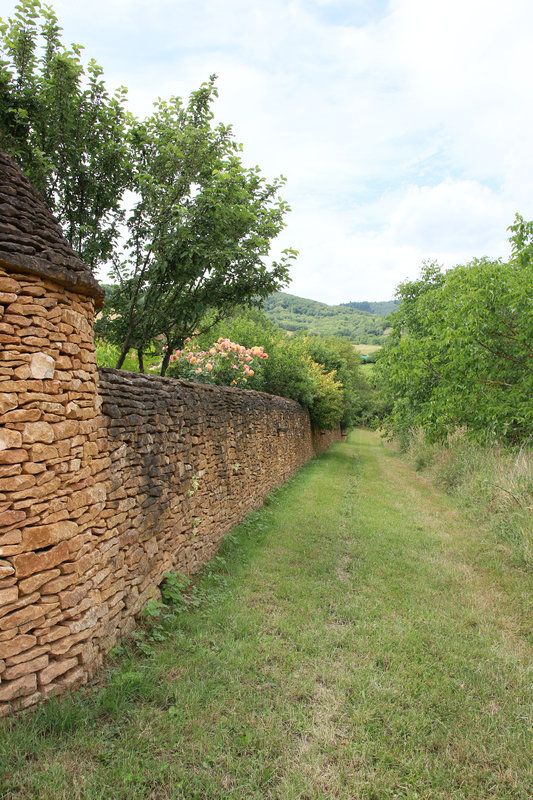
[2,430,533,799]
[94,338,161,372]
[404,428,533,569]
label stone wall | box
[0,148,343,714]
[0,303,342,714]
[87,369,337,647]
[0,265,105,712]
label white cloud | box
[385,180,509,253]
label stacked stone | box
[92,369,323,648]
[0,151,106,714]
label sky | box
[4,0,533,303]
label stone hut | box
[0,151,107,711]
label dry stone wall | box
[0,339,342,713]
[0,150,343,714]
[0,265,105,712]
[90,369,337,646]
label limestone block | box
[35,625,70,645]
[38,510,69,526]
[0,635,36,660]
[38,657,78,687]
[48,631,88,656]
[0,509,26,526]
[0,292,17,304]
[21,521,78,551]
[0,542,23,557]
[35,401,63,414]
[58,665,87,690]
[0,468,23,483]
[0,591,40,620]
[68,606,99,634]
[5,644,48,667]
[30,443,59,462]
[0,277,21,294]
[22,462,45,477]
[9,691,42,712]
[22,421,54,444]
[52,420,78,441]
[13,540,70,578]
[59,581,92,611]
[19,613,46,635]
[13,365,31,379]
[3,654,48,681]
[0,603,43,631]
[19,284,45,298]
[20,476,61,502]
[23,336,49,347]
[0,561,15,580]
[0,475,35,492]
[30,353,55,380]
[0,408,41,423]
[0,672,36,702]
[62,596,92,620]
[0,587,18,606]
[0,429,22,451]
[18,568,61,596]
[0,448,28,465]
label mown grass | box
[1,430,533,799]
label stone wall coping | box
[98,368,305,409]
[0,252,105,307]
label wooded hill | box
[262,292,396,343]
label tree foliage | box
[0,0,131,269]
[375,217,533,445]
[98,78,293,373]
[1,1,294,364]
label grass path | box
[2,430,533,799]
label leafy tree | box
[375,220,533,445]
[100,78,294,373]
[0,0,131,269]
[1,2,294,365]
[303,335,372,429]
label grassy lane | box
[1,430,533,799]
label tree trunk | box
[137,349,145,373]
[160,346,172,377]
[115,337,132,369]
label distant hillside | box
[341,300,398,316]
[262,292,393,344]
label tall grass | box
[405,428,533,567]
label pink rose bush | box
[162,336,268,387]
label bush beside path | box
[1,430,533,799]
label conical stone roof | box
[0,150,105,306]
